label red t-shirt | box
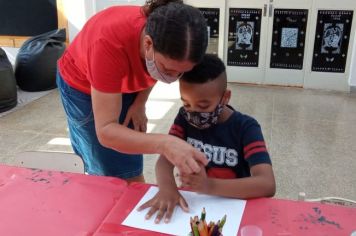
[58,6,156,94]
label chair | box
[298,192,356,208]
[12,151,84,174]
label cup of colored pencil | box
[189,207,226,236]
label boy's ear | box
[222,89,231,105]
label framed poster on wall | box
[199,8,220,55]
[312,10,353,73]
[227,8,262,67]
[270,9,308,70]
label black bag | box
[15,29,66,91]
[0,48,17,113]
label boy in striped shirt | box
[139,54,276,223]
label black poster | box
[270,9,308,70]
[199,8,220,55]
[227,8,262,67]
[312,10,353,73]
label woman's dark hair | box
[143,0,183,15]
[181,54,226,84]
[144,1,208,63]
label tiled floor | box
[1,82,355,200]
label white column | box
[350,36,356,86]
[62,0,95,42]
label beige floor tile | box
[0,90,68,136]
[2,133,74,164]
[229,84,274,119]
[0,130,40,162]
[272,151,356,200]
[273,89,356,123]
[270,116,356,156]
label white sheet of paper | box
[122,186,246,236]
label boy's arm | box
[156,113,187,189]
[180,115,276,199]
[156,155,177,189]
[180,163,275,199]
[205,164,275,199]
[138,156,189,223]
[222,115,276,198]
[138,114,192,223]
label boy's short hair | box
[181,54,226,84]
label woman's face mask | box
[145,49,183,84]
[181,100,224,130]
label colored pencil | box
[200,207,206,221]
[192,221,199,236]
[188,208,227,236]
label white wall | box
[63,0,146,41]
[350,37,356,86]
[62,0,96,42]
[95,0,145,12]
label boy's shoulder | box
[226,105,260,126]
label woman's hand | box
[123,102,148,133]
[179,164,210,193]
[162,136,208,174]
[137,188,189,224]
[123,87,153,133]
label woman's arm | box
[91,87,208,174]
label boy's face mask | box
[181,98,224,130]
[145,49,183,84]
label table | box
[1,164,355,236]
[94,184,356,236]
[0,164,127,235]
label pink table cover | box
[0,164,127,236]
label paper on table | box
[122,186,246,236]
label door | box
[225,0,312,86]
[304,0,356,91]
[225,0,269,84]
[264,0,312,86]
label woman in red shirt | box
[56,0,208,182]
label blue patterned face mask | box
[145,50,183,84]
[181,102,224,129]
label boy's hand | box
[137,189,189,224]
[179,164,210,193]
